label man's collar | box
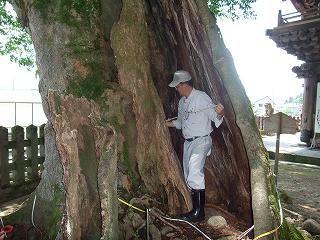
[186,88,195,99]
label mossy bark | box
[7,0,284,239]
[111,0,191,213]
[47,92,120,239]
[8,0,189,238]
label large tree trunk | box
[7,0,280,239]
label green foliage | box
[207,0,256,20]
[0,1,35,69]
[279,219,305,240]
[269,197,303,240]
[285,93,303,104]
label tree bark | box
[195,1,276,236]
[111,0,191,212]
[144,0,253,223]
[7,0,281,239]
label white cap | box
[168,70,192,88]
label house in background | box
[252,96,275,117]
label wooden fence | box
[0,124,45,203]
[256,116,265,131]
[256,115,301,134]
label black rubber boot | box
[178,189,205,222]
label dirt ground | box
[273,161,320,224]
[1,160,319,239]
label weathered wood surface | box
[0,127,10,188]
[264,112,299,134]
[0,124,45,203]
[301,78,317,143]
[293,62,320,78]
[267,24,320,62]
[290,0,320,12]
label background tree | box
[0,0,300,239]
[207,0,256,20]
[0,1,34,68]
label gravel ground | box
[273,161,320,223]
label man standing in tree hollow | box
[166,70,225,222]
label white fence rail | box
[0,102,47,127]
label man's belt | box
[185,134,210,142]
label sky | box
[0,56,39,102]
[218,0,304,104]
[0,0,304,124]
[0,56,44,127]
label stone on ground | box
[149,224,161,240]
[302,219,320,235]
[207,215,228,227]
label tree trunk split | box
[7,0,279,239]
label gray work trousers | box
[183,135,212,190]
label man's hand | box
[165,118,177,128]
[215,103,224,117]
[165,121,175,127]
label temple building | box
[266,0,320,147]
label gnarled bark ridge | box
[6,0,280,239]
